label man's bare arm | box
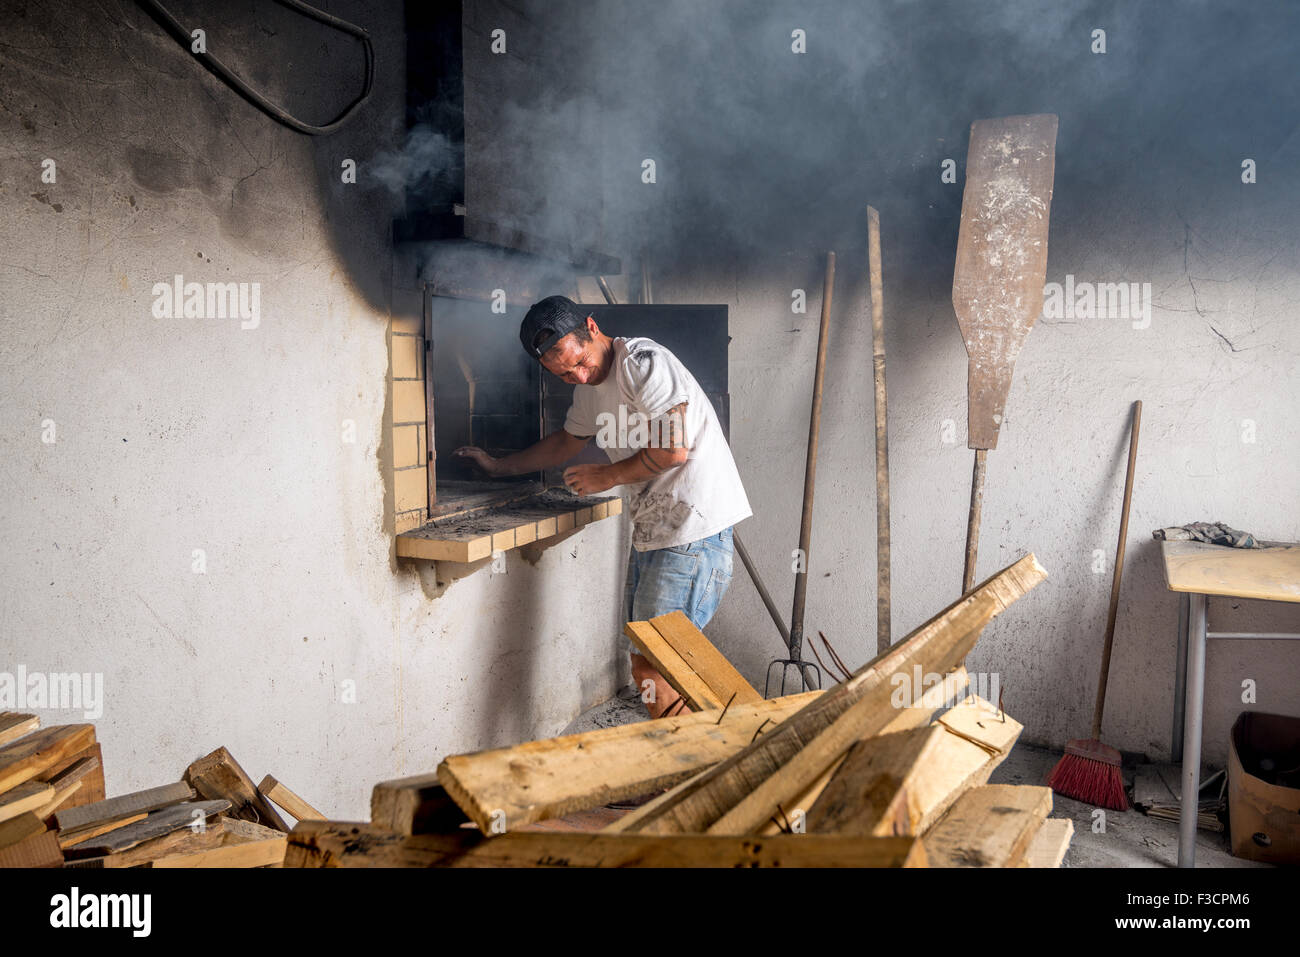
[562,403,689,495]
[454,429,591,477]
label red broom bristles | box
[1048,748,1128,811]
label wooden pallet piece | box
[0,713,38,748]
[624,620,725,710]
[804,725,946,835]
[0,780,55,823]
[0,724,95,795]
[646,611,762,708]
[62,800,230,859]
[922,784,1052,868]
[184,747,289,832]
[1016,817,1073,868]
[805,694,1023,835]
[38,743,105,811]
[0,811,46,850]
[55,781,194,835]
[754,667,973,836]
[59,814,148,849]
[151,818,287,868]
[0,829,63,867]
[257,775,325,822]
[371,775,470,836]
[286,821,927,868]
[624,554,1047,836]
[438,691,819,833]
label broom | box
[1048,399,1142,810]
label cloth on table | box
[1152,521,1260,548]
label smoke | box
[395,0,1300,285]
[369,123,458,207]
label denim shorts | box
[623,526,734,657]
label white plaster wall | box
[0,0,627,818]
[664,195,1300,766]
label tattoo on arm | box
[638,448,668,474]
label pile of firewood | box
[286,553,1074,868]
[0,724,322,868]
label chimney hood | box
[394,2,621,278]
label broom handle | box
[1092,400,1142,739]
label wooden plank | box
[38,743,104,811]
[34,780,81,822]
[36,754,100,821]
[625,554,1047,836]
[0,829,62,867]
[286,821,926,868]
[804,694,1022,835]
[0,812,46,849]
[0,713,38,748]
[1017,817,1073,868]
[257,775,325,822]
[649,611,762,706]
[371,775,470,836]
[922,784,1052,868]
[804,725,946,835]
[438,691,819,833]
[55,781,195,834]
[1160,540,1300,602]
[59,813,148,849]
[63,800,230,858]
[44,754,100,791]
[0,724,95,795]
[184,746,290,832]
[756,667,972,836]
[0,780,55,823]
[151,818,287,868]
[623,620,724,710]
[915,696,1024,833]
[69,817,234,868]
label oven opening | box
[426,293,545,517]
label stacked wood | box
[286,552,1075,868]
[0,715,319,869]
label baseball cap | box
[519,296,591,359]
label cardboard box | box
[1228,711,1300,865]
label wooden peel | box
[953,114,1058,593]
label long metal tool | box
[766,252,835,696]
[952,114,1058,593]
[867,207,891,653]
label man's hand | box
[453,446,502,477]
[562,464,615,496]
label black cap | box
[519,296,590,359]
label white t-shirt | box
[564,337,752,551]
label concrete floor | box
[563,688,1269,868]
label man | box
[454,295,752,718]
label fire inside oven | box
[425,291,730,514]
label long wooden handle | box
[1092,400,1143,739]
[789,252,835,657]
[961,450,987,594]
[867,208,891,652]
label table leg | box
[1172,593,1189,763]
[1178,592,1207,868]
